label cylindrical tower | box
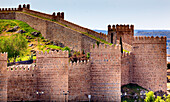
[90,44,121,102]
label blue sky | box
[0,0,170,30]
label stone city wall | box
[132,36,167,92]
[121,52,133,86]
[90,44,121,102]
[0,12,15,19]
[0,53,7,102]
[68,61,91,101]
[36,51,69,101]
[7,66,37,101]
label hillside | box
[0,19,71,63]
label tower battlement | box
[108,24,134,32]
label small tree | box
[144,91,170,102]
[0,34,27,62]
[87,52,90,59]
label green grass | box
[123,49,130,53]
[15,56,36,62]
[47,45,62,50]
[0,19,17,33]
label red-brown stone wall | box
[81,34,98,53]
[121,53,133,86]
[90,44,121,102]
[45,21,83,52]
[58,19,107,41]
[36,51,69,101]
[68,61,91,101]
[132,36,167,92]
[0,12,15,19]
[7,66,37,101]
[0,53,7,102]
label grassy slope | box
[0,19,69,62]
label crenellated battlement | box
[108,24,134,32]
[0,52,7,61]
[7,65,36,71]
[36,50,69,58]
[0,4,64,20]
[0,8,19,11]
[0,4,29,12]
[133,36,167,44]
[69,60,90,66]
[22,8,64,20]
[121,52,132,58]
[90,44,121,52]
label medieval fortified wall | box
[0,4,167,102]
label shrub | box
[0,34,27,62]
[144,91,155,102]
[87,52,90,59]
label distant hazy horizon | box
[0,0,170,30]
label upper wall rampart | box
[133,36,167,44]
[0,4,64,20]
[22,8,64,20]
[0,4,29,12]
[108,24,134,32]
[0,8,19,11]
